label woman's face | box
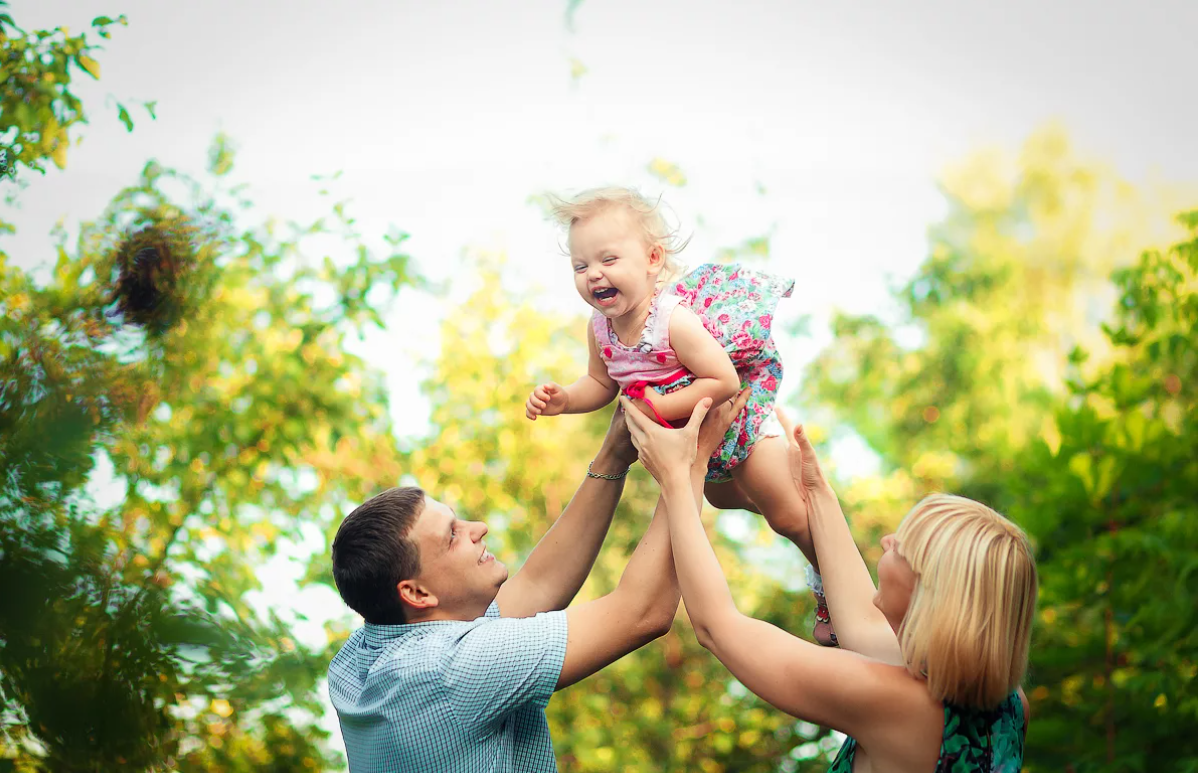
[874,533,917,633]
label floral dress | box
[826,691,1026,773]
[593,262,794,482]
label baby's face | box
[569,207,661,318]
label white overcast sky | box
[9,0,1196,433]
[6,0,1197,758]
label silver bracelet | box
[586,460,630,480]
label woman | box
[621,396,1037,772]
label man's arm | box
[496,405,637,618]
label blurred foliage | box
[0,0,145,192]
[0,8,416,769]
[804,127,1198,772]
[648,158,688,188]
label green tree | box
[1,146,414,771]
[804,127,1198,772]
[0,2,142,189]
[1002,217,1198,771]
[0,7,420,766]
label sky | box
[7,0,1198,758]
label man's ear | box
[398,579,438,611]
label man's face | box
[405,496,508,617]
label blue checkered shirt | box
[329,601,568,772]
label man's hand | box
[595,401,638,470]
[526,382,569,420]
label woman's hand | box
[621,390,748,484]
[697,389,751,460]
[620,397,712,485]
[775,406,832,506]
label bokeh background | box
[2,1,1196,771]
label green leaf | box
[117,103,133,132]
[76,53,100,79]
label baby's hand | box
[526,382,569,420]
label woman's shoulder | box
[842,658,945,737]
[847,665,946,772]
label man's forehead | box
[411,496,452,538]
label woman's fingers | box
[684,397,713,432]
[618,398,649,447]
[619,397,652,431]
[790,423,828,491]
[775,404,795,443]
[793,423,816,458]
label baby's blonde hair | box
[547,186,689,282]
[895,494,1037,709]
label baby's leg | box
[732,434,838,645]
[729,434,818,571]
[704,480,761,514]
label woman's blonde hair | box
[895,494,1037,709]
[547,186,689,282]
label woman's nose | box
[472,520,489,540]
[881,533,895,551]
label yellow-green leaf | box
[77,54,100,79]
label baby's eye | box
[602,256,618,264]
[573,265,586,273]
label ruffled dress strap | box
[646,292,683,352]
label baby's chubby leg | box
[732,434,838,645]
[703,479,761,514]
[729,434,819,571]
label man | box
[328,395,745,772]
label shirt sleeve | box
[442,609,568,730]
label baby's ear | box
[648,244,665,272]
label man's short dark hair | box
[332,486,425,624]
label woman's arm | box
[623,400,917,737]
[637,306,739,422]
[558,393,748,688]
[780,412,902,663]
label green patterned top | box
[826,691,1025,772]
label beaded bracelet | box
[586,460,630,480]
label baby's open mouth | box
[593,287,618,301]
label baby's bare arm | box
[642,307,739,421]
[563,323,619,413]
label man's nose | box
[472,520,489,540]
